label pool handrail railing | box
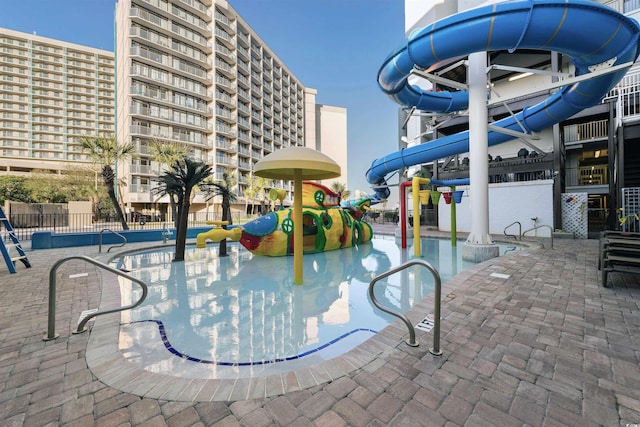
[44,255,148,340]
[98,228,127,253]
[523,224,554,249]
[368,258,443,355]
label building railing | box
[563,119,608,143]
[607,67,640,122]
[601,0,640,14]
[565,165,609,186]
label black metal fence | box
[6,209,405,242]
[5,211,247,241]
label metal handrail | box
[99,228,127,253]
[368,259,443,355]
[503,221,522,241]
[523,224,554,249]
[161,222,173,243]
[44,255,148,340]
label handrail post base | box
[429,347,443,356]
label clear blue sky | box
[0,0,405,203]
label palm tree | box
[244,175,268,215]
[149,139,189,227]
[154,157,212,262]
[203,172,237,256]
[80,135,135,230]
[330,182,351,202]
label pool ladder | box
[43,255,148,341]
[98,228,127,253]
[368,259,443,356]
[504,221,554,249]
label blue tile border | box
[131,319,377,367]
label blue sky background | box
[0,0,405,203]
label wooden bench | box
[599,231,640,287]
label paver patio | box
[1,224,639,426]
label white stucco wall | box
[435,180,554,237]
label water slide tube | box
[367,0,640,201]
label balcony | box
[215,76,236,94]
[172,59,211,84]
[130,84,170,103]
[237,32,250,48]
[214,10,234,32]
[129,183,152,194]
[215,90,236,108]
[215,43,236,65]
[171,40,210,67]
[216,138,236,151]
[130,7,171,32]
[130,163,158,175]
[215,156,236,167]
[130,25,170,50]
[215,58,235,79]
[178,0,212,22]
[169,4,211,37]
[170,22,211,52]
[130,45,169,67]
[563,119,608,145]
[566,165,609,186]
[214,28,236,50]
[215,122,236,138]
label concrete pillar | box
[463,51,499,262]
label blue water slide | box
[367,0,640,201]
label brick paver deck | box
[1,224,639,426]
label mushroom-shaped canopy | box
[254,146,341,180]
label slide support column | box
[463,51,499,262]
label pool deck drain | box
[489,272,511,279]
[415,316,435,332]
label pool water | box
[113,236,515,379]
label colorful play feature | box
[196,181,373,256]
[399,177,470,256]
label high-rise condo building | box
[1,0,348,219]
[0,28,115,176]
[114,0,347,216]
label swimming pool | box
[113,236,515,379]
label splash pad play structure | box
[367,0,640,259]
[400,177,470,256]
[196,181,373,256]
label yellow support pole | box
[412,177,432,257]
[293,169,303,284]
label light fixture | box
[595,150,601,158]
[508,72,533,82]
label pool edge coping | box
[85,235,535,402]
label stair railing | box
[44,255,147,340]
[368,258,443,355]
[99,228,127,253]
[523,224,554,249]
[503,221,522,241]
